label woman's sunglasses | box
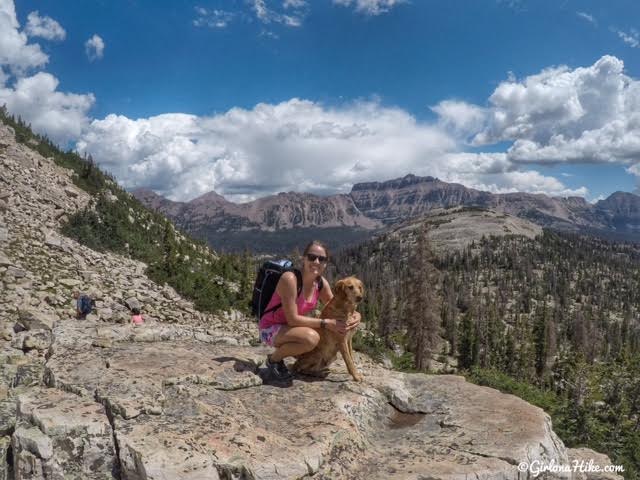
[305,253,328,263]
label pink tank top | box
[259,280,320,329]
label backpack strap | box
[261,269,303,318]
[294,269,303,294]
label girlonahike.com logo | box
[518,459,624,477]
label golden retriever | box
[293,276,364,381]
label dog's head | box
[334,276,365,305]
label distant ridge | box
[133,174,640,252]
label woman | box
[259,240,361,382]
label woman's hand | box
[324,314,360,334]
[346,311,361,331]
[324,318,348,335]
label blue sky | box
[3,0,640,202]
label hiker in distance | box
[259,241,361,382]
[73,290,93,320]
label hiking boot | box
[264,355,293,382]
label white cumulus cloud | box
[0,0,94,143]
[76,100,453,200]
[432,100,486,141]
[616,29,639,48]
[333,0,405,16]
[432,56,640,170]
[193,7,235,28]
[0,0,48,74]
[252,0,305,27]
[25,11,66,41]
[0,72,94,144]
[85,34,105,61]
[76,98,584,202]
[283,0,307,8]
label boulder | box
[12,427,53,461]
[97,308,113,322]
[0,325,12,341]
[6,266,25,279]
[124,297,141,311]
[0,400,16,437]
[16,310,57,331]
[63,187,78,198]
[58,278,81,288]
[12,389,116,480]
[0,436,10,480]
[13,363,44,388]
[42,231,62,250]
[11,330,52,352]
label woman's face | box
[302,244,328,276]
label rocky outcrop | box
[0,320,619,479]
[0,121,622,479]
[12,388,116,479]
[389,207,543,252]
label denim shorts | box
[259,324,284,347]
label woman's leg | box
[270,326,320,362]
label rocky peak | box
[596,191,640,215]
[130,187,161,202]
[351,173,440,191]
[130,187,184,215]
[561,195,590,209]
[188,190,230,207]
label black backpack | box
[79,295,93,315]
[250,259,323,322]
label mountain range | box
[134,174,640,253]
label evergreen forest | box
[331,227,640,477]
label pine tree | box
[534,301,549,378]
[404,222,441,370]
[458,309,476,370]
[378,286,396,343]
[441,274,458,356]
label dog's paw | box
[352,373,364,382]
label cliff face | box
[240,192,380,231]
[349,174,612,230]
[0,122,621,479]
[350,175,492,223]
[133,189,381,234]
[595,191,640,231]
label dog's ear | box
[334,279,346,298]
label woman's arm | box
[277,272,346,333]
